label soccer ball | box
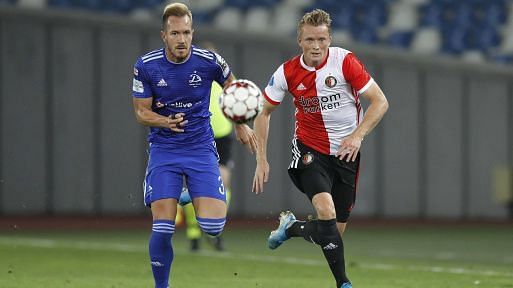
[219,79,263,124]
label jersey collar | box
[300,48,330,71]
[164,47,192,65]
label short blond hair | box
[297,9,332,37]
[162,3,193,29]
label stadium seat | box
[351,26,379,44]
[48,0,73,8]
[17,0,45,8]
[272,3,301,35]
[331,5,355,30]
[461,50,486,63]
[213,7,243,31]
[419,2,443,27]
[387,31,414,49]
[441,26,470,55]
[470,25,501,52]
[490,53,513,64]
[410,27,442,54]
[244,7,270,33]
[359,1,388,28]
[191,0,224,11]
[387,1,418,31]
[224,0,250,10]
[0,0,17,4]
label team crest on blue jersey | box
[325,75,337,88]
[189,71,202,87]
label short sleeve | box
[263,64,288,105]
[213,52,231,85]
[132,59,152,98]
[342,53,374,94]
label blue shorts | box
[143,141,226,206]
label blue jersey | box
[132,46,231,148]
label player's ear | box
[160,30,166,43]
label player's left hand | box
[336,134,362,162]
[234,123,258,154]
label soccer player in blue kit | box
[132,3,257,288]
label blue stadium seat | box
[351,26,379,44]
[419,3,444,28]
[478,1,508,26]
[48,0,73,8]
[331,5,355,30]
[387,31,414,49]
[469,25,501,52]
[441,27,470,55]
[449,3,474,29]
[135,0,162,9]
[491,53,513,65]
[358,1,388,28]
[0,0,17,4]
[224,0,251,10]
[75,0,102,10]
[97,0,134,13]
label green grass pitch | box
[1,224,512,288]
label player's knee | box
[196,217,226,236]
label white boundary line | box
[1,237,512,278]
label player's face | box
[161,15,194,63]
[298,24,331,67]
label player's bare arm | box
[133,97,188,133]
[336,82,389,161]
[252,101,278,194]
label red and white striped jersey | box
[263,47,374,155]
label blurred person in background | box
[251,9,389,288]
[177,41,235,252]
[131,3,256,288]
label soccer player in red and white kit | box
[251,9,389,288]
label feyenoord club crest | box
[325,76,337,88]
[302,152,314,165]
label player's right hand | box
[167,113,188,133]
[252,160,269,194]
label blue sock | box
[196,217,226,236]
[149,220,175,288]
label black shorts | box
[214,135,234,168]
[287,139,360,223]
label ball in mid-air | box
[219,79,263,124]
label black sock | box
[286,219,349,286]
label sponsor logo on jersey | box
[298,94,343,113]
[302,152,314,165]
[325,75,337,88]
[214,53,230,78]
[296,83,306,90]
[189,71,202,87]
[133,79,144,93]
[157,78,168,87]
